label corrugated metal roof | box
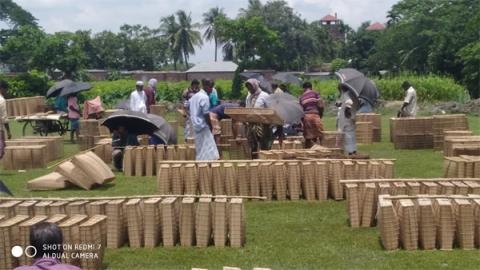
[186,61,238,73]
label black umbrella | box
[46,79,73,98]
[58,82,92,97]
[265,92,304,125]
[0,180,13,196]
[240,72,272,93]
[147,114,177,145]
[335,68,379,106]
[101,111,158,135]
[272,72,302,86]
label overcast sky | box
[15,0,399,63]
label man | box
[271,83,283,94]
[129,81,147,113]
[14,222,81,270]
[205,79,219,108]
[189,79,220,160]
[209,103,239,144]
[398,81,417,117]
[299,82,324,148]
[337,83,359,155]
[144,78,157,113]
[182,79,200,141]
[0,80,12,141]
[111,126,139,170]
[67,93,81,143]
[245,78,272,158]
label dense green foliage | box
[0,70,50,98]
[81,74,466,107]
[84,79,242,107]
[347,0,480,97]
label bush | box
[84,74,468,108]
[0,70,51,98]
[331,58,348,72]
[301,74,469,103]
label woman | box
[299,82,324,148]
[245,78,272,158]
[67,93,81,143]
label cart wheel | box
[22,122,30,136]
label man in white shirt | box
[245,78,272,158]
[0,80,9,159]
[398,81,417,117]
[189,80,219,160]
[129,81,147,113]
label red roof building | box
[320,13,345,42]
[366,22,385,31]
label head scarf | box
[148,78,158,88]
[136,81,144,86]
[246,78,261,93]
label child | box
[67,94,81,143]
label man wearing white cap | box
[130,81,147,113]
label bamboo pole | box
[0,194,267,202]
[381,194,480,200]
[157,158,396,164]
[340,178,480,184]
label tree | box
[0,0,37,28]
[215,16,280,68]
[32,32,88,78]
[92,30,124,69]
[0,25,45,71]
[174,10,202,69]
[160,15,181,70]
[202,7,226,62]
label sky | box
[14,0,399,64]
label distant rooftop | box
[186,61,238,73]
[366,22,385,31]
[320,14,338,22]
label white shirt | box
[246,90,269,108]
[403,87,417,117]
[129,90,147,113]
[189,89,210,132]
[337,91,356,131]
[0,94,6,131]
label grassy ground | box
[2,113,480,269]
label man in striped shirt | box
[299,82,324,148]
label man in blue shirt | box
[111,125,139,170]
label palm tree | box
[202,7,226,62]
[174,10,203,69]
[160,15,181,70]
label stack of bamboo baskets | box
[341,178,480,228]
[321,131,344,148]
[0,204,107,270]
[357,113,382,142]
[444,136,480,157]
[79,120,101,151]
[122,145,196,177]
[157,159,395,201]
[26,151,115,191]
[258,147,344,160]
[432,114,469,150]
[5,136,63,165]
[356,122,373,144]
[444,155,480,178]
[390,117,433,149]
[6,96,46,117]
[377,194,480,251]
[0,195,246,263]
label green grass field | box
[2,113,480,270]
